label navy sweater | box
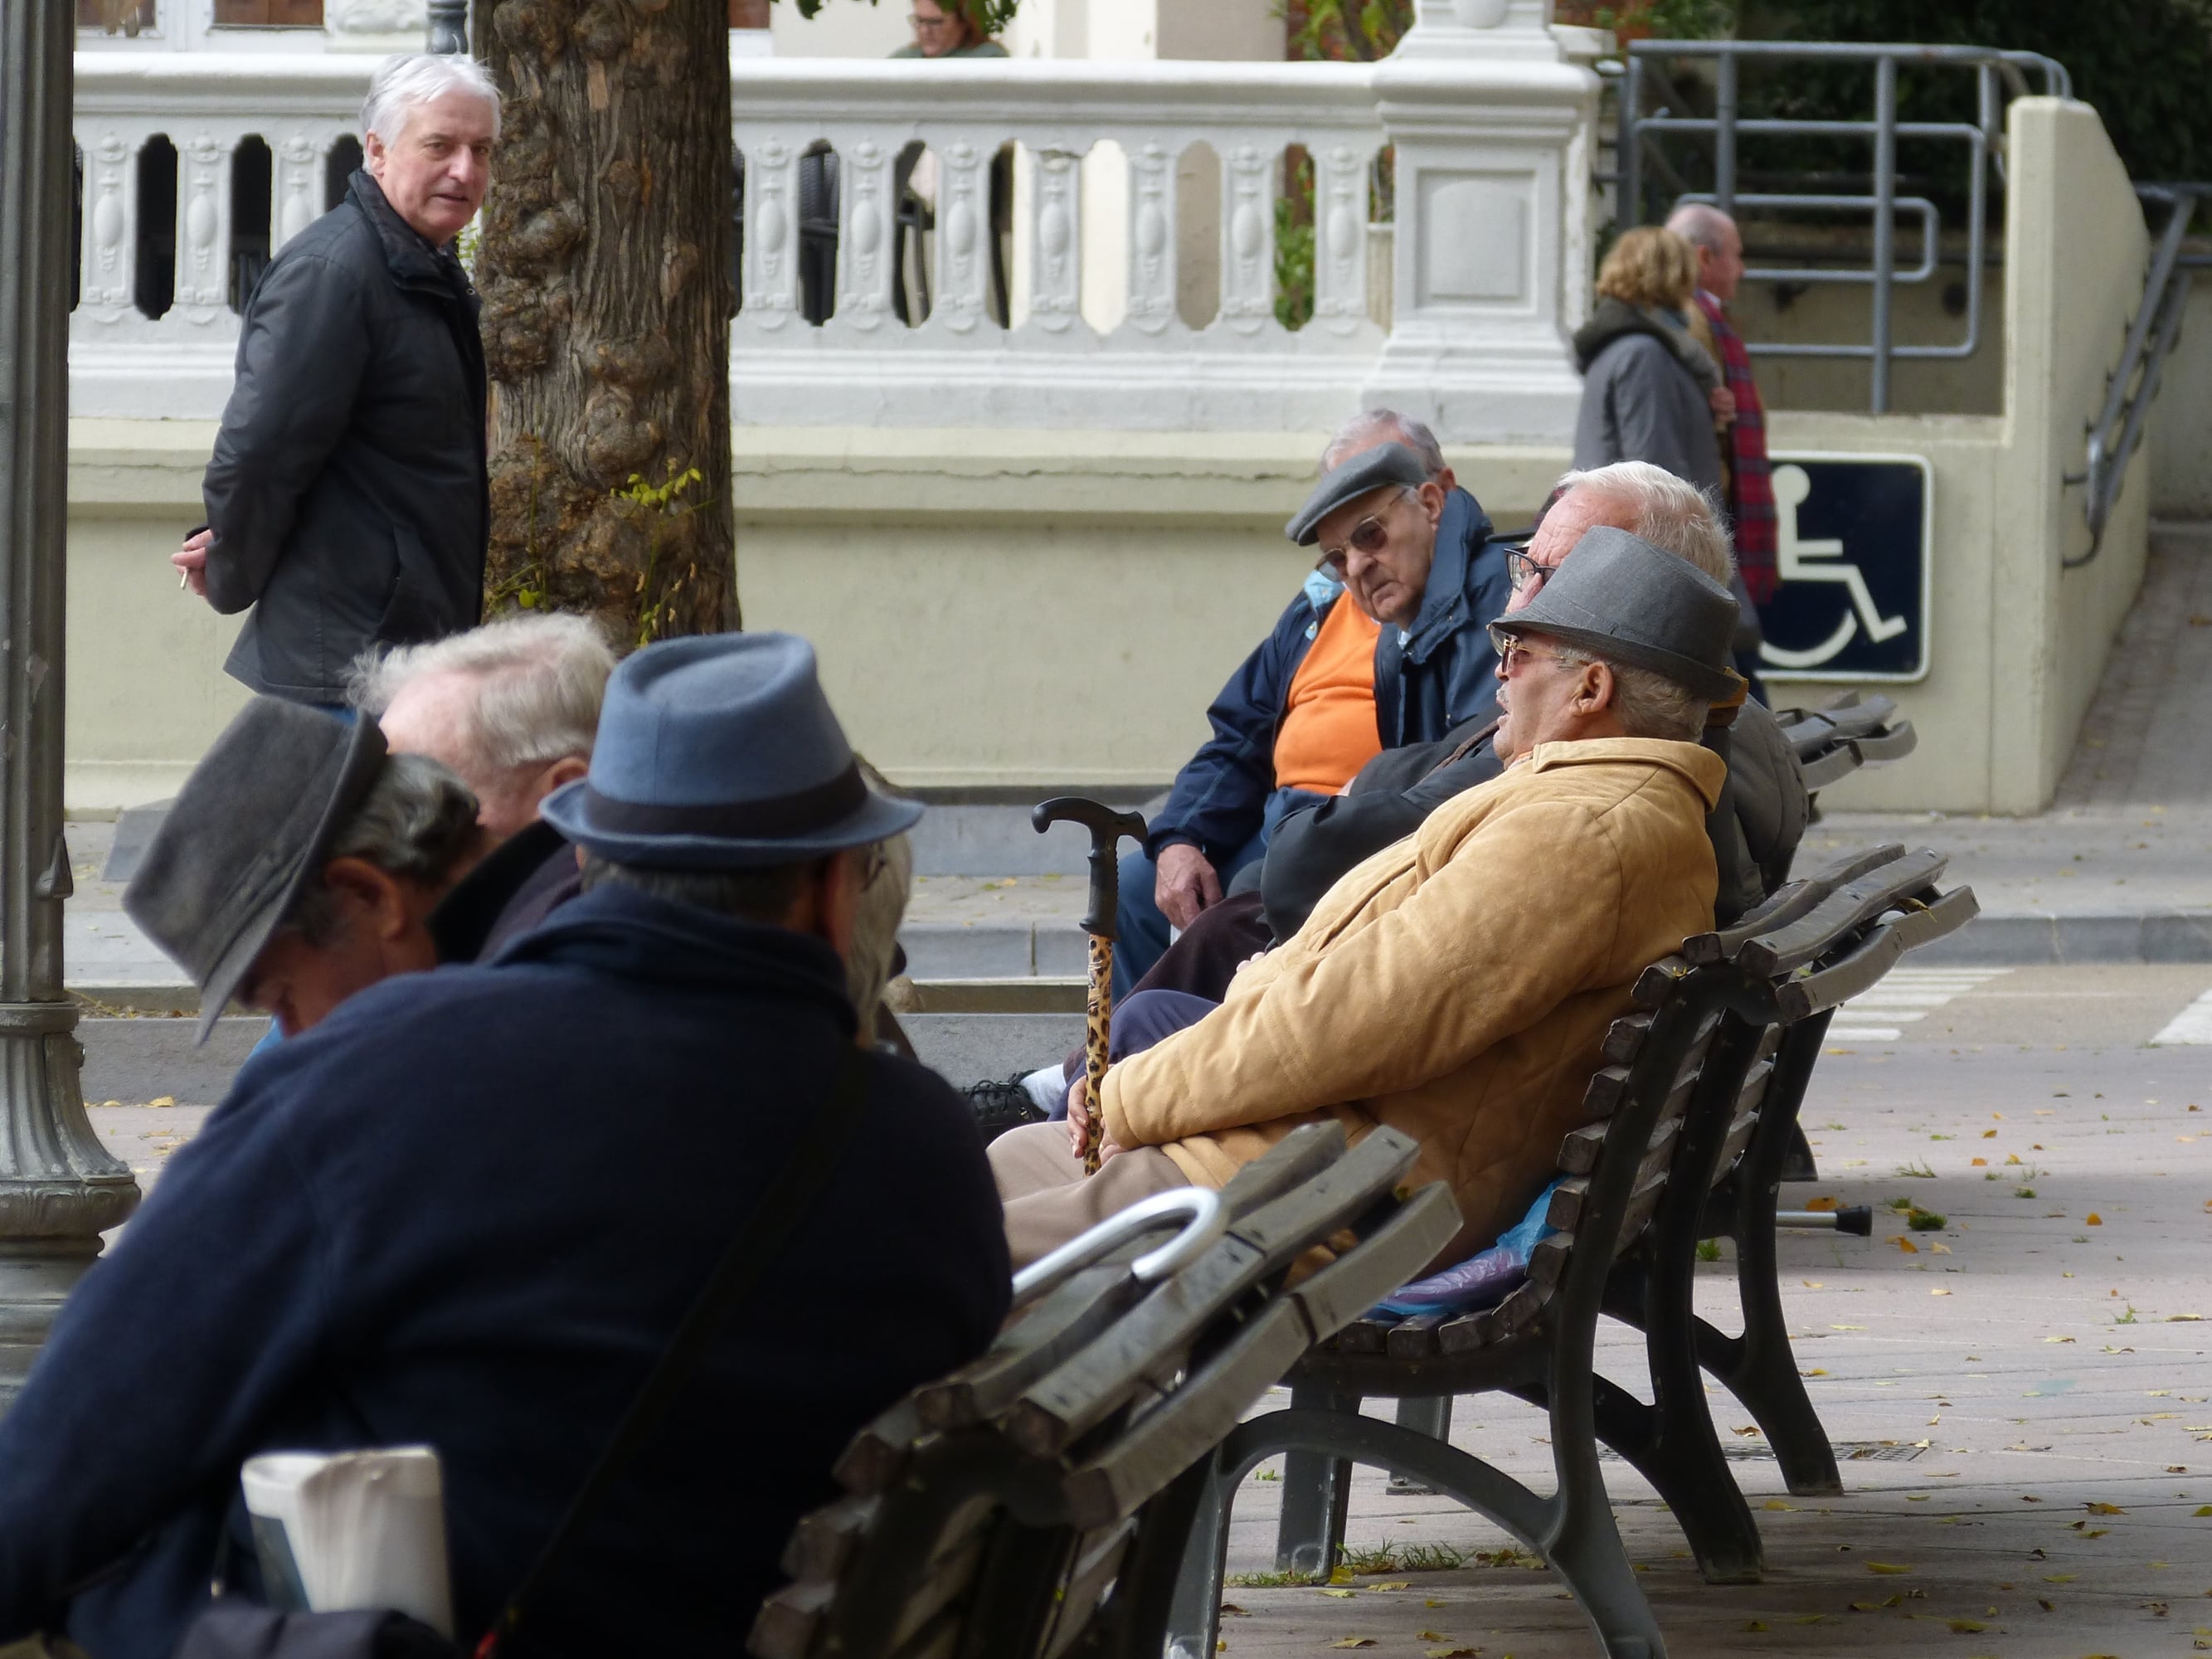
[0,887,1009,1657]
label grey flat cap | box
[1286,440,1430,546]
[1494,525,1741,702]
[124,699,387,1042]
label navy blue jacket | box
[1150,486,1513,861]
[0,887,1009,1659]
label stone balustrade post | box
[0,0,143,1408]
[1363,0,1598,444]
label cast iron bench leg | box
[1388,1394,1452,1493]
[1274,1387,1359,1574]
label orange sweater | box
[1272,596,1382,795]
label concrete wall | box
[1770,99,2151,815]
[2150,281,2212,520]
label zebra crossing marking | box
[1827,966,2010,1044]
[2150,987,2212,1046]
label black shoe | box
[965,1074,1048,1143]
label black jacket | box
[202,171,488,701]
[1260,700,1806,941]
[0,887,1009,1658]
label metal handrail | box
[2064,182,2210,569]
[1617,39,2072,413]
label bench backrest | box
[749,1122,1461,1659]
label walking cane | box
[1032,796,1147,1175]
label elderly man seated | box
[124,698,483,1039]
[1111,410,1513,995]
[351,611,616,959]
[0,634,1008,1657]
[987,529,1739,1267]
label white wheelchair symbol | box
[1757,464,1909,670]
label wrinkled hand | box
[1708,385,1737,426]
[172,528,212,599]
[1155,843,1222,931]
[1064,1072,1126,1165]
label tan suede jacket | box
[1097,737,1728,1266]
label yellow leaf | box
[1946,1618,1986,1633]
[1364,1581,1411,1592]
[1830,1324,1866,1331]
[1320,1588,1356,1598]
[1894,1235,1919,1253]
[1930,1242,1952,1254]
[1328,1642,1376,1650]
[1931,1288,1952,1296]
[2085,1213,2103,1225]
[1424,1600,1446,1608]
[1866,1562,1913,1574]
[1791,1613,1826,1624]
[2192,1506,2212,1517]
[1981,1129,1996,1139]
[1426,1651,1480,1659]
[148,1095,175,1108]
[2044,1574,2076,1583]
[1806,1196,1839,1212]
[1971,1156,1988,1166]
[1762,1499,1796,1511]
[2085,1501,2127,1515]
[1329,1566,1354,1585]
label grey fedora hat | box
[538,631,922,870]
[1494,524,1741,702]
[124,699,388,1043]
[1285,440,1430,546]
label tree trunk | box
[476,0,737,645]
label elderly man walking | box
[0,635,1009,1657]
[172,53,498,704]
[1668,202,1779,615]
[988,532,1739,1268]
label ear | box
[362,130,389,177]
[1417,480,1448,526]
[319,856,413,942]
[1575,659,1615,717]
[523,755,590,816]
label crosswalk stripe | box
[1829,966,2009,1043]
[2150,989,2212,1046]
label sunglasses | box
[1317,487,1417,579]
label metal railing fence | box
[1614,40,2070,414]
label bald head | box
[1666,202,1743,303]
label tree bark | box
[476,0,737,645]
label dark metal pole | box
[1869,52,1896,414]
[427,0,468,54]
[1714,49,1738,220]
[1619,53,1643,230]
[0,0,141,1405]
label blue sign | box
[1756,454,1932,682]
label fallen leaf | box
[1866,1562,1913,1574]
[1894,1235,1919,1253]
[1762,1499,1796,1511]
[1218,1603,1250,1617]
[1417,1635,1448,1644]
[2085,1501,2127,1515]
[2044,1574,2076,1583]
[1946,1618,1986,1633]
[147,1095,174,1108]
[1981,1129,1996,1139]
[1931,1242,1952,1254]
[1743,1622,1767,1633]
[1364,1581,1411,1592]
[1931,1288,1952,1296]
[1328,1641,1375,1650]
[1806,1197,1840,1212]
[1320,1588,1356,1598]
[2086,1213,2103,1226]
[1425,1650,1479,1659]
[2194,1506,2212,1517]
[1831,1323,1866,1331]
[1329,1567,1354,1585]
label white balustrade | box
[71,13,1597,441]
[72,54,372,419]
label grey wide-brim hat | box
[539,630,922,870]
[1285,440,1430,546]
[1495,524,1742,702]
[124,700,388,1043]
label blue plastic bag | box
[1366,1179,1562,1318]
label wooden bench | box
[747,1121,1461,1659]
[1777,689,1917,794]
[1159,844,1976,1659]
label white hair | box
[1553,460,1735,587]
[1322,408,1446,479]
[349,613,615,776]
[1665,202,1737,255]
[1549,645,1710,742]
[362,53,503,146]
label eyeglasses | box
[1317,487,1416,579]
[907,10,955,27]
[1486,626,1577,674]
[1504,547,1557,594]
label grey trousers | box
[987,1121,1192,1270]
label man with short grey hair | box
[173,51,501,705]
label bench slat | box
[1735,849,1949,977]
[916,1261,1144,1431]
[1385,1311,1449,1360]
[1777,887,1982,1020]
[780,1492,881,1582]
[833,1397,922,1496]
[1682,843,1907,966]
[1602,1010,1654,1063]
[751,1580,834,1659]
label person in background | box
[892,0,1009,57]
[1668,203,1780,646]
[173,54,498,708]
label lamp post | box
[428,0,468,53]
[0,0,142,1406]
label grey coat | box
[1570,299,1725,497]
[202,171,487,702]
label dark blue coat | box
[0,887,1009,1659]
[1149,486,1513,861]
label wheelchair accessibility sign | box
[1756,454,1931,682]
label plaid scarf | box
[1696,291,1777,607]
